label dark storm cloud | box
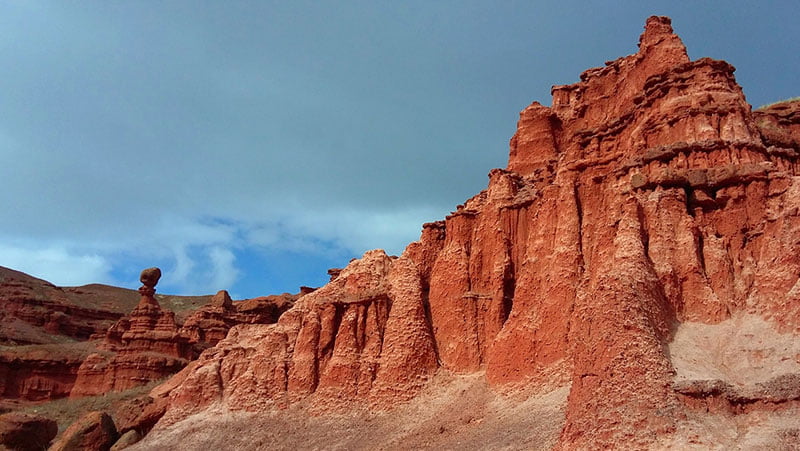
[0,1,797,293]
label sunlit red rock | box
[70,275,293,398]
[35,15,800,449]
[179,290,295,348]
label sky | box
[1,1,798,298]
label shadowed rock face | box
[137,267,162,307]
[150,16,800,449]
[139,268,161,290]
[49,411,118,451]
[0,412,58,451]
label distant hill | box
[0,265,212,345]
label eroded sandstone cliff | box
[141,16,800,449]
[0,267,131,346]
[70,282,295,398]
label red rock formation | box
[754,100,800,150]
[160,250,437,418]
[0,267,131,345]
[70,352,188,398]
[0,343,95,401]
[101,305,190,358]
[49,411,118,451]
[70,269,192,397]
[0,412,58,451]
[70,275,294,398]
[142,16,800,449]
[179,290,295,348]
[0,267,220,404]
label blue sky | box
[1,1,798,298]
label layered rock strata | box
[0,266,296,408]
[145,17,800,449]
[0,267,129,345]
[180,290,295,349]
[0,343,97,401]
[71,279,295,398]
[70,269,192,397]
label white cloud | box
[0,243,114,287]
[275,205,447,256]
[0,2,798,299]
[0,202,447,294]
[208,246,239,292]
[242,205,443,259]
[166,245,195,288]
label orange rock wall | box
[0,356,83,401]
[70,293,294,399]
[156,16,800,449]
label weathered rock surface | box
[0,267,132,345]
[0,343,97,401]
[69,272,192,398]
[161,250,435,417]
[0,264,292,408]
[70,281,293,398]
[0,412,58,451]
[49,411,118,451]
[0,267,213,404]
[179,290,295,349]
[109,430,140,451]
[67,16,800,449]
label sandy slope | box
[132,314,800,450]
[661,314,800,450]
[132,372,568,451]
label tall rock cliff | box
[150,17,800,449]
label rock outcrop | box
[0,265,294,409]
[0,343,97,401]
[164,250,435,414]
[0,412,58,451]
[69,271,295,398]
[69,268,191,397]
[0,267,132,345]
[49,411,118,451]
[0,268,228,406]
[0,267,205,405]
[147,16,800,449]
[179,290,295,349]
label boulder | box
[109,430,141,450]
[0,412,57,451]
[49,411,118,451]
